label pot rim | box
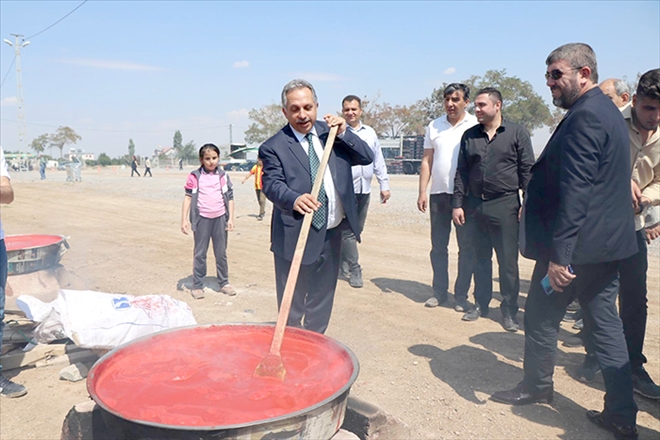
[87,322,360,431]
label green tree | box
[30,133,50,154]
[51,126,82,158]
[421,69,552,134]
[128,139,135,158]
[173,130,183,157]
[245,103,287,144]
[181,140,197,163]
[97,153,112,166]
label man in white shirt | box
[417,84,478,310]
[340,95,391,288]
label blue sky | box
[1,1,658,158]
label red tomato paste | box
[88,325,355,427]
[5,234,63,251]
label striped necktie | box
[306,133,327,230]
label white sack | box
[17,289,197,349]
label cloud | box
[56,58,163,71]
[444,67,457,75]
[1,96,17,107]
[294,72,343,82]
[227,108,249,119]
[232,60,249,68]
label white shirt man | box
[340,95,390,288]
[417,84,477,310]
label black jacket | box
[520,87,637,265]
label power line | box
[26,0,89,40]
[0,56,16,89]
[0,118,236,133]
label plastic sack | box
[16,289,197,349]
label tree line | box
[245,69,565,144]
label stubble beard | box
[553,80,581,110]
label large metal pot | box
[5,234,69,276]
[87,324,359,440]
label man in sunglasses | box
[492,43,639,440]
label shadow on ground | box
[409,341,659,439]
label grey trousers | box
[192,215,229,289]
[340,193,370,273]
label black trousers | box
[429,193,475,301]
[467,194,520,316]
[274,220,344,334]
[523,259,637,427]
[585,229,649,370]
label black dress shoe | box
[502,315,519,332]
[586,410,638,440]
[490,381,553,405]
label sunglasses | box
[545,67,581,81]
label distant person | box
[452,88,534,331]
[0,147,27,398]
[144,157,152,177]
[38,154,46,180]
[576,70,660,399]
[178,157,183,171]
[491,43,639,440]
[131,156,140,177]
[600,78,631,108]
[339,95,390,288]
[181,144,236,299]
[241,158,267,220]
[417,83,477,311]
[259,79,373,334]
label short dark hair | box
[443,83,470,101]
[342,95,362,108]
[476,87,503,104]
[636,69,660,101]
[546,43,599,84]
[199,143,220,159]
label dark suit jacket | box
[259,121,373,264]
[520,87,637,266]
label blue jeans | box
[39,164,46,179]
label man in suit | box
[259,79,373,334]
[491,43,639,440]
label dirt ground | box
[1,166,659,440]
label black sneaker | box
[502,315,520,332]
[572,318,584,330]
[0,375,27,398]
[632,367,660,400]
[462,306,483,321]
[577,356,601,383]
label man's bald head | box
[599,78,630,108]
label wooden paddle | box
[255,125,339,381]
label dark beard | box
[553,82,581,109]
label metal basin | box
[87,324,359,439]
[5,234,69,276]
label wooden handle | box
[268,125,339,354]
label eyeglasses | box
[545,67,581,81]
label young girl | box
[181,144,235,299]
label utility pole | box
[229,124,233,144]
[3,34,30,170]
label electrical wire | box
[0,118,235,133]
[0,56,16,90]
[26,0,89,40]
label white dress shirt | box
[0,147,10,240]
[291,125,345,229]
[348,123,389,195]
[424,113,478,195]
